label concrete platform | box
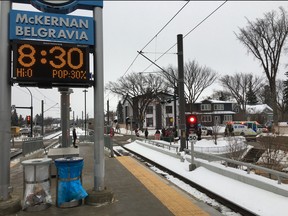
[6,142,222,216]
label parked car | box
[20,128,30,136]
[201,126,213,136]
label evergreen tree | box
[11,110,18,126]
[117,101,124,124]
[259,85,273,106]
[246,81,258,105]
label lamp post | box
[25,87,33,137]
[83,89,88,137]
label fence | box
[79,135,113,157]
[185,149,288,185]
[137,137,179,152]
[22,137,44,156]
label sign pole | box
[85,4,113,205]
[0,0,12,202]
[0,1,21,214]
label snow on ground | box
[13,127,288,215]
[123,139,288,216]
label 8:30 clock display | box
[12,40,90,85]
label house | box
[188,99,236,126]
[245,104,273,124]
[122,94,272,129]
[122,92,178,129]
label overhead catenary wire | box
[106,1,227,110]
[142,0,228,72]
[121,1,191,78]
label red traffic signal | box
[186,115,197,124]
[26,115,31,124]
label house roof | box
[246,104,273,114]
[195,99,235,104]
[194,111,236,115]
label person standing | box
[144,128,149,139]
[72,128,78,148]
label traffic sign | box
[189,134,197,141]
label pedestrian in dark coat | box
[144,128,149,139]
[73,128,78,148]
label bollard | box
[21,158,52,211]
[189,139,197,171]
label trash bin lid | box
[54,157,83,167]
[55,157,83,163]
[21,158,52,166]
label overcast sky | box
[11,1,288,120]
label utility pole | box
[177,34,186,151]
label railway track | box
[113,143,256,216]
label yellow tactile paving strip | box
[117,156,209,216]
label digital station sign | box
[12,40,91,87]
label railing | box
[185,148,288,185]
[79,135,114,157]
[137,137,179,152]
[134,137,288,197]
[194,142,247,154]
[22,137,44,156]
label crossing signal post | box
[186,114,198,135]
[186,114,198,171]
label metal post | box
[85,4,113,207]
[41,100,44,136]
[25,87,33,137]
[189,140,196,171]
[83,89,87,137]
[177,34,186,151]
[59,88,72,148]
[82,111,84,130]
[107,99,109,126]
[0,0,12,201]
[173,85,177,128]
[93,6,105,191]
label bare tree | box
[162,60,217,106]
[105,72,168,129]
[184,60,217,104]
[209,90,233,101]
[257,135,287,173]
[235,7,288,124]
[226,136,247,160]
[219,73,264,113]
[211,124,222,145]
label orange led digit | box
[18,44,36,67]
[67,47,83,70]
[49,46,66,69]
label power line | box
[142,0,228,72]
[34,88,58,105]
[122,1,191,77]
[140,1,191,52]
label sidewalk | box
[7,142,222,216]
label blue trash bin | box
[55,157,87,207]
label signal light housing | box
[26,115,31,124]
[186,114,197,125]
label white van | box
[231,124,257,136]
